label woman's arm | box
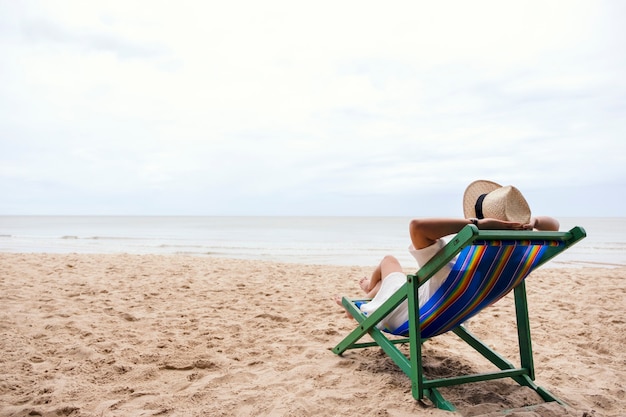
[409,218,470,250]
[409,216,561,250]
[409,217,529,250]
[530,216,560,231]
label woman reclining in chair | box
[334,180,560,331]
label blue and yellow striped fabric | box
[392,239,563,339]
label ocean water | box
[0,216,624,268]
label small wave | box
[158,244,205,249]
[565,260,626,267]
[551,259,626,269]
[84,236,137,241]
[61,235,144,241]
[173,250,208,256]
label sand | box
[0,253,624,417]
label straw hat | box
[463,180,531,223]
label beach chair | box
[333,224,586,412]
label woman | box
[335,180,559,333]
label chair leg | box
[407,274,423,402]
[514,282,566,406]
[407,275,456,411]
[424,388,456,411]
[514,282,535,380]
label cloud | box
[0,0,625,216]
[19,19,167,60]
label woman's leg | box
[334,255,403,317]
[363,255,403,298]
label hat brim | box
[463,180,502,218]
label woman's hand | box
[477,218,531,230]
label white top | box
[359,239,453,332]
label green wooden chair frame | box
[332,225,586,411]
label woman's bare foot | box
[333,294,343,307]
[359,276,370,293]
[333,295,353,319]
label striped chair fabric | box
[391,239,564,339]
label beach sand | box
[0,253,624,417]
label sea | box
[0,216,625,269]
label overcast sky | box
[1,1,624,217]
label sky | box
[1,1,625,217]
